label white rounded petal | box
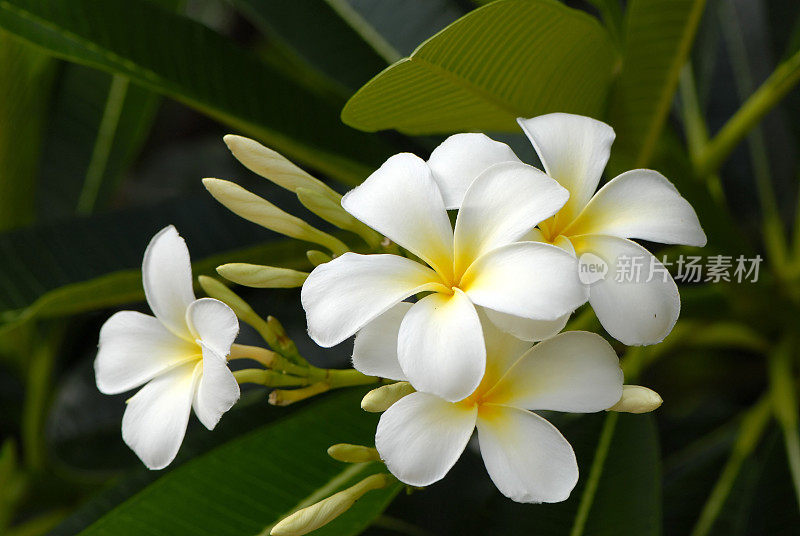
[96,311,198,395]
[142,226,196,339]
[574,235,680,345]
[565,169,707,246]
[398,289,485,402]
[301,253,444,347]
[485,331,623,412]
[341,153,454,279]
[453,162,569,273]
[352,302,410,381]
[477,405,578,503]
[484,308,569,342]
[186,298,239,357]
[461,242,588,321]
[517,113,615,224]
[121,361,199,470]
[376,392,477,486]
[476,308,533,393]
[427,133,521,209]
[193,342,240,430]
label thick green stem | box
[695,45,800,177]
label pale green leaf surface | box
[342,0,618,134]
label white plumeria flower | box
[354,304,623,503]
[302,142,589,402]
[95,226,240,470]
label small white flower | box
[302,139,588,402]
[354,305,624,503]
[95,226,240,469]
[518,113,707,345]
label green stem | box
[569,412,619,536]
[233,369,309,388]
[695,45,800,178]
[767,336,800,509]
[689,395,772,536]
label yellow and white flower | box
[355,305,624,503]
[95,226,240,469]
[302,143,588,402]
[517,113,706,345]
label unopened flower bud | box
[203,178,348,255]
[327,443,381,463]
[307,250,332,266]
[608,385,663,414]
[296,187,382,248]
[361,382,415,413]
[217,263,308,288]
[223,135,341,202]
[271,473,392,535]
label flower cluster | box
[95,113,704,533]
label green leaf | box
[341,0,618,135]
[37,65,161,220]
[230,0,389,93]
[0,0,396,186]
[0,30,56,230]
[608,0,707,167]
[72,389,401,536]
[0,196,310,334]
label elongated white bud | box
[223,135,341,202]
[327,443,381,463]
[217,263,308,288]
[608,385,663,414]
[271,473,392,535]
[296,187,382,248]
[361,382,415,413]
[203,178,348,255]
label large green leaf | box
[37,65,161,220]
[608,0,707,167]
[0,196,310,333]
[341,0,618,134]
[0,0,396,186]
[0,30,56,230]
[71,389,401,536]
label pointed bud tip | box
[609,385,662,414]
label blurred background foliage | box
[0,0,799,534]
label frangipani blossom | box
[95,226,240,469]
[354,304,623,503]
[517,113,706,345]
[302,142,588,402]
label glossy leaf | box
[608,0,707,167]
[342,0,618,134]
[0,0,395,186]
[73,389,401,536]
[0,30,56,230]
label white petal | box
[476,308,533,393]
[352,302,411,381]
[484,308,569,342]
[461,242,588,321]
[484,331,623,412]
[565,169,707,246]
[193,342,240,430]
[453,162,569,273]
[121,361,198,470]
[477,405,578,503]
[301,253,444,347]
[186,298,239,357]
[376,392,477,486]
[142,226,196,339]
[341,153,454,279]
[574,235,680,345]
[518,113,615,225]
[96,311,197,395]
[427,133,521,209]
[398,289,485,402]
